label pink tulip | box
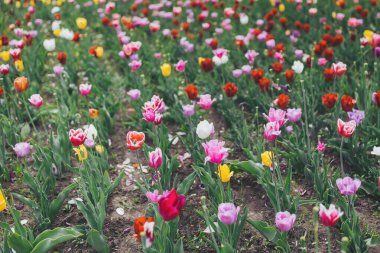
[28,94,43,107]
[143,109,156,122]
[319,204,343,227]
[286,108,302,122]
[127,89,141,100]
[337,119,356,138]
[79,83,92,96]
[175,59,187,72]
[202,139,229,164]
[197,94,215,110]
[332,62,347,76]
[148,148,163,169]
[13,142,32,157]
[146,190,160,203]
[317,142,326,153]
[318,58,328,67]
[264,122,281,142]
[263,108,287,127]
[218,203,240,225]
[245,50,259,65]
[336,177,361,196]
[275,211,296,232]
[129,60,142,72]
[53,65,64,76]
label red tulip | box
[69,128,87,146]
[158,189,186,221]
[319,204,343,227]
[126,131,145,150]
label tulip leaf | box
[8,233,33,253]
[86,229,110,253]
[177,171,196,195]
[31,227,83,253]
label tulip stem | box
[327,227,332,253]
[301,80,311,155]
[21,94,40,142]
[340,137,345,175]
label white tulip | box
[43,39,55,51]
[371,146,380,156]
[60,28,74,40]
[240,13,249,25]
[196,120,214,139]
[83,124,97,140]
[291,60,304,74]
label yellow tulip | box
[0,51,10,62]
[217,164,233,183]
[279,4,285,12]
[364,30,374,45]
[76,17,87,30]
[53,29,61,37]
[0,190,6,212]
[95,47,104,58]
[74,145,88,161]
[269,0,275,6]
[95,144,104,155]
[93,0,99,4]
[261,151,274,168]
[198,57,205,65]
[16,1,21,8]
[160,63,171,77]
[14,60,24,72]
[56,0,64,6]
[331,12,336,19]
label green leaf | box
[231,160,264,178]
[173,238,184,253]
[8,233,33,253]
[177,171,196,195]
[220,243,234,253]
[49,182,77,220]
[86,229,110,253]
[31,227,83,253]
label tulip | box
[286,108,302,122]
[217,164,233,183]
[126,131,145,150]
[13,76,28,92]
[13,142,32,157]
[148,148,163,169]
[319,203,343,227]
[263,122,281,142]
[95,47,104,58]
[84,139,95,148]
[275,211,296,232]
[332,62,347,76]
[43,38,56,51]
[245,50,259,65]
[337,119,356,138]
[347,109,365,125]
[196,120,214,139]
[95,145,105,155]
[261,151,274,167]
[129,60,142,72]
[202,139,229,164]
[79,83,92,96]
[89,108,99,119]
[146,190,159,203]
[14,59,24,71]
[0,51,10,62]
[197,94,215,110]
[143,220,154,248]
[182,104,195,117]
[263,108,287,127]
[76,17,87,29]
[0,64,10,75]
[134,216,154,241]
[158,189,186,221]
[127,89,141,100]
[69,128,87,147]
[160,63,171,77]
[28,94,43,107]
[218,203,240,225]
[73,144,88,161]
[83,124,97,141]
[53,65,64,76]
[0,190,6,212]
[371,146,380,156]
[336,177,361,196]
[317,142,326,153]
[175,59,187,72]
[291,60,304,74]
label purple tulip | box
[275,211,296,232]
[13,142,32,157]
[336,177,361,196]
[218,203,240,225]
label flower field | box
[1,0,380,252]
